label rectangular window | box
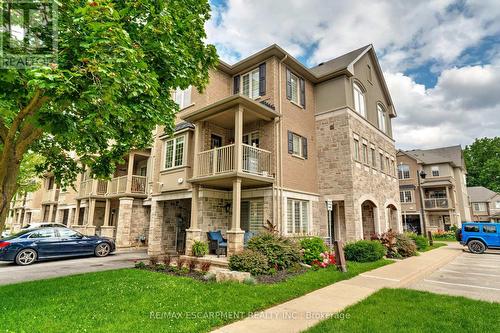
[398,164,411,179]
[371,147,376,167]
[288,131,307,159]
[390,160,395,176]
[242,131,260,147]
[173,86,192,109]
[379,153,384,171]
[431,166,440,177]
[287,199,309,234]
[241,68,260,99]
[164,135,185,169]
[362,141,368,164]
[377,105,386,133]
[483,225,497,233]
[292,133,302,156]
[353,136,360,161]
[385,157,390,173]
[290,72,299,104]
[367,64,372,82]
[400,190,413,203]
[495,201,500,209]
[464,225,480,232]
[473,202,487,212]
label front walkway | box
[0,250,147,286]
[212,243,462,333]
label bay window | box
[164,135,185,169]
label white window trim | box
[400,190,414,203]
[292,133,305,158]
[241,68,260,99]
[495,201,500,209]
[431,166,440,177]
[398,164,411,179]
[243,130,260,147]
[377,104,387,133]
[173,86,192,110]
[353,83,366,118]
[286,198,311,235]
[163,134,187,170]
[353,135,360,161]
[289,71,301,105]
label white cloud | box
[388,65,500,149]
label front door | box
[211,134,222,149]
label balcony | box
[42,188,60,203]
[424,198,449,209]
[78,176,147,198]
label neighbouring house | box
[6,44,403,253]
[468,186,500,222]
[397,146,472,234]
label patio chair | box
[207,231,227,257]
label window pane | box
[292,134,301,155]
[242,74,250,97]
[287,199,293,233]
[483,225,496,233]
[165,140,174,168]
[291,74,298,103]
[294,201,300,233]
[174,137,184,167]
[301,201,309,233]
[464,225,479,232]
[251,69,259,98]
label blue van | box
[459,222,500,254]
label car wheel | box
[95,243,111,257]
[468,240,486,254]
[15,249,37,266]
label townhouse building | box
[468,186,500,222]
[6,44,402,255]
[397,146,472,233]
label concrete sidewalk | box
[212,243,463,333]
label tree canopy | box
[0,0,218,228]
[464,137,500,192]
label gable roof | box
[404,145,464,168]
[217,44,395,114]
[468,186,498,202]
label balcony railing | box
[42,188,60,202]
[79,179,108,196]
[108,176,128,195]
[424,198,449,209]
[79,177,146,196]
[131,175,147,193]
[196,144,272,178]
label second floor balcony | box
[42,188,60,204]
[424,198,450,209]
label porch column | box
[73,200,81,226]
[227,178,244,255]
[445,186,450,207]
[100,199,115,239]
[115,197,134,247]
[192,121,201,177]
[54,208,61,223]
[185,185,202,256]
[126,153,135,193]
[234,106,243,173]
[67,208,75,226]
[148,199,165,256]
[47,204,54,222]
[86,198,97,235]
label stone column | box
[73,200,81,226]
[86,198,97,235]
[148,200,165,256]
[68,208,75,227]
[54,208,61,223]
[47,204,54,222]
[185,185,202,256]
[227,178,244,256]
[192,122,201,177]
[115,197,134,248]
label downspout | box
[277,54,288,235]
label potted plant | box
[192,241,209,257]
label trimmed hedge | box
[300,237,328,265]
[228,249,269,275]
[406,233,428,251]
[395,234,417,257]
[344,240,386,262]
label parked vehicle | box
[0,227,115,265]
[459,222,500,254]
[21,222,68,230]
[1,230,11,238]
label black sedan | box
[0,227,115,265]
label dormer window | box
[353,83,366,117]
[173,86,192,109]
[377,104,387,133]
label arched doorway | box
[387,204,399,232]
[361,200,377,239]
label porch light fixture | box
[419,170,427,179]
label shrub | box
[300,237,328,265]
[187,259,197,272]
[406,232,428,251]
[192,241,209,257]
[228,249,269,276]
[134,261,147,269]
[344,240,386,262]
[371,230,398,257]
[162,255,172,267]
[311,252,336,269]
[176,258,185,270]
[432,230,456,241]
[200,262,212,272]
[149,255,159,266]
[395,234,417,257]
[247,232,302,270]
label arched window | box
[353,83,366,117]
[377,103,387,133]
[398,164,410,179]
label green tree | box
[0,0,218,231]
[464,137,500,192]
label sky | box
[206,0,500,150]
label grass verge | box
[0,259,391,332]
[419,242,447,252]
[305,288,500,332]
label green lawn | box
[419,242,447,252]
[305,288,500,333]
[0,260,390,333]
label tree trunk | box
[0,148,22,232]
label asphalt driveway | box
[0,250,148,286]
[409,246,500,302]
